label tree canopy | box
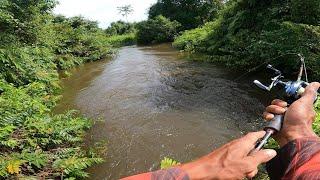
[148,0,224,30]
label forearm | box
[267,136,320,179]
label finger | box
[301,82,320,105]
[271,99,288,107]
[246,169,258,179]
[246,149,277,166]
[263,111,274,121]
[241,131,266,151]
[266,105,286,114]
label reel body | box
[250,54,314,154]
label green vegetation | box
[105,33,137,47]
[105,21,136,36]
[137,0,223,44]
[173,0,320,79]
[173,21,218,52]
[136,15,181,44]
[0,0,133,178]
[52,16,114,70]
[149,0,223,30]
[160,157,180,169]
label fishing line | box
[234,52,303,82]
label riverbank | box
[0,33,135,179]
[0,1,135,177]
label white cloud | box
[53,0,157,28]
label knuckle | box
[310,111,316,121]
[262,112,268,118]
[271,99,280,104]
[265,106,273,112]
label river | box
[54,44,271,179]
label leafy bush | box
[0,46,59,88]
[136,15,181,44]
[0,80,103,178]
[291,0,320,25]
[105,21,136,36]
[0,0,56,45]
[173,21,219,52]
[51,16,114,70]
[149,0,223,30]
[105,33,137,47]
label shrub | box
[291,0,320,25]
[173,21,219,52]
[0,46,59,91]
[105,33,137,47]
[105,21,136,36]
[0,80,103,178]
[51,16,114,70]
[136,15,181,44]
[148,0,224,30]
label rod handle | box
[264,114,284,132]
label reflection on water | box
[55,44,266,179]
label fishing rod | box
[250,54,319,154]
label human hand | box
[263,82,320,147]
[180,131,277,179]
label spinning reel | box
[251,54,318,153]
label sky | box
[53,0,157,29]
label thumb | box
[246,149,277,166]
[301,82,320,105]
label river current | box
[55,44,270,179]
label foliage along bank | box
[0,0,135,178]
[148,0,224,30]
[173,0,320,80]
[136,15,181,45]
[134,0,223,45]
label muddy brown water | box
[54,44,272,179]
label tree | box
[148,0,224,30]
[105,21,135,36]
[136,15,181,44]
[117,5,133,22]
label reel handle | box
[253,80,270,91]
